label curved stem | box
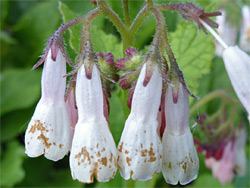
[123,0,130,28]
[56,8,100,37]
[190,90,238,115]
[129,5,151,37]
[98,0,127,36]
[79,10,101,53]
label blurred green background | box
[0,0,249,187]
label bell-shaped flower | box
[69,64,117,183]
[117,63,163,181]
[205,141,235,185]
[239,6,250,52]
[222,46,250,121]
[162,83,199,185]
[25,49,72,161]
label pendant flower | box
[162,83,199,185]
[117,63,163,181]
[222,46,250,121]
[69,63,117,183]
[25,48,72,161]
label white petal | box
[41,49,66,102]
[70,63,117,183]
[75,64,104,122]
[118,120,162,181]
[25,100,72,161]
[130,64,163,122]
[118,64,163,181]
[222,46,250,117]
[69,121,117,183]
[164,83,190,135]
[162,130,199,185]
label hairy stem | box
[123,0,130,28]
[57,8,100,37]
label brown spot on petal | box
[97,152,101,157]
[75,147,91,166]
[118,142,123,152]
[168,162,172,169]
[101,157,107,166]
[141,149,147,157]
[149,157,156,162]
[59,144,63,148]
[37,134,51,149]
[29,120,46,133]
[144,130,146,133]
[109,153,113,162]
[96,143,99,148]
[126,157,132,166]
[53,142,56,145]
[182,162,187,173]
[130,170,134,176]
[125,150,129,154]
[141,144,143,148]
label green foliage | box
[0,141,26,187]
[168,22,214,98]
[0,69,42,115]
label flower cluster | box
[116,47,199,185]
[24,1,249,186]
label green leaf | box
[192,173,233,187]
[0,68,42,115]
[1,106,35,142]
[59,2,122,59]
[10,1,60,68]
[168,22,214,99]
[59,2,82,53]
[0,141,26,187]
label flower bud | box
[115,47,141,71]
[69,64,117,183]
[222,46,250,119]
[25,49,72,161]
[162,83,199,185]
[117,63,163,181]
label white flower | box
[214,10,237,56]
[222,46,250,120]
[239,6,250,52]
[69,64,117,183]
[117,64,163,181]
[25,49,72,161]
[162,83,199,185]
